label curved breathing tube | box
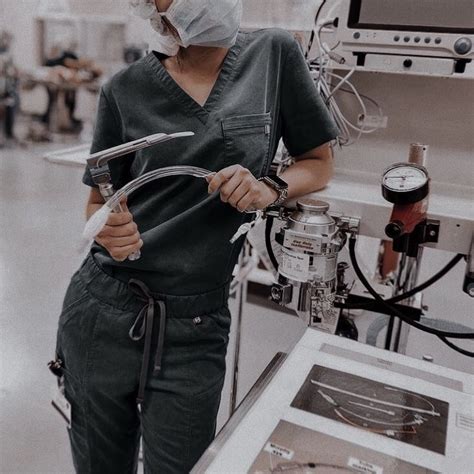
[83,165,262,243]
[107,165,213,210]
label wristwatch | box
[258,175,289,207]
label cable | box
[305,0,327,59]
[338,87,384,118]
[343,253,464,310]
[325,68,356,102]
[265,216,279,271]
[307,7,385,147]
[390,254,464,303]
[348,237,474,346]
[439,336,474,358]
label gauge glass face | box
[383,166,428,192]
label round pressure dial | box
[382,163,429,205]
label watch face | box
[265,175,288,190]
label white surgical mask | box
[130,0,180,56]
[130,0,242,56]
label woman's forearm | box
[279,154,334,201]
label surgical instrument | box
[85,131,194,260]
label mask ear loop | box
[156,12,176,36]
[156,9,187,47]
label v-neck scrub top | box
[83,28,339,295]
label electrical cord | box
[265,216,279,271]
[439,336,474,358]
[307,6,385,147]
[304,0,327,59]
[343,253,464,310]
[348,237,474,357]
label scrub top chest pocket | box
[221,112,272,179]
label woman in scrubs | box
[51,0,339,472]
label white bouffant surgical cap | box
[129,0,242,56]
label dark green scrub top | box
[83,28,339,295]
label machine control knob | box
[454,37,472,55]
[297,199,330,213]
[385,221,404,239]
[271,283,293,305]
[403,59,413,68]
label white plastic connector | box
[82,205,113,241]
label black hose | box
[439,336,474,358]
[265,216,279,271]
[343,253,464,310]
[348,238,474,350]
[384,316,395,350]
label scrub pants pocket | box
[141,305,231,474]
[54,278,142,474]
[53,279,102,473]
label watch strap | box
[258,175,288,207]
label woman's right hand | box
[94,198,143,262]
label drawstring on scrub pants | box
[128,279,167,408]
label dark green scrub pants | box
[54,254,231,473]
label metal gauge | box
[382,163,429,205]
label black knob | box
[403,59,413,68]
[386,221,404,239]
[454,37,472,55]
[271,286,282,302]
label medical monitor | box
[336,0,474,75]
[348,0,474,34]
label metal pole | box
[383,143,429,352]
[229,242,249,415]
[391,247,423,353]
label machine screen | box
[349,0,474,33]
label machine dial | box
[382,163,429,205]
[454,37,472,55]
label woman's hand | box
[206,165,278,212]
[94,197,143,262]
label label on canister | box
[283,234,323,253]
[279,247,311,281]
[309,255,337,282]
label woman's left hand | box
[206,165,278,212]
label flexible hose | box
[83,166,213,241]
[439,336,474,358]
[343,253,464,310]
[265,216,279,271]
[348,237,474,357]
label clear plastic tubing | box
[83,165,258,242]
[107,165,213,210]
[83,166,213,241]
